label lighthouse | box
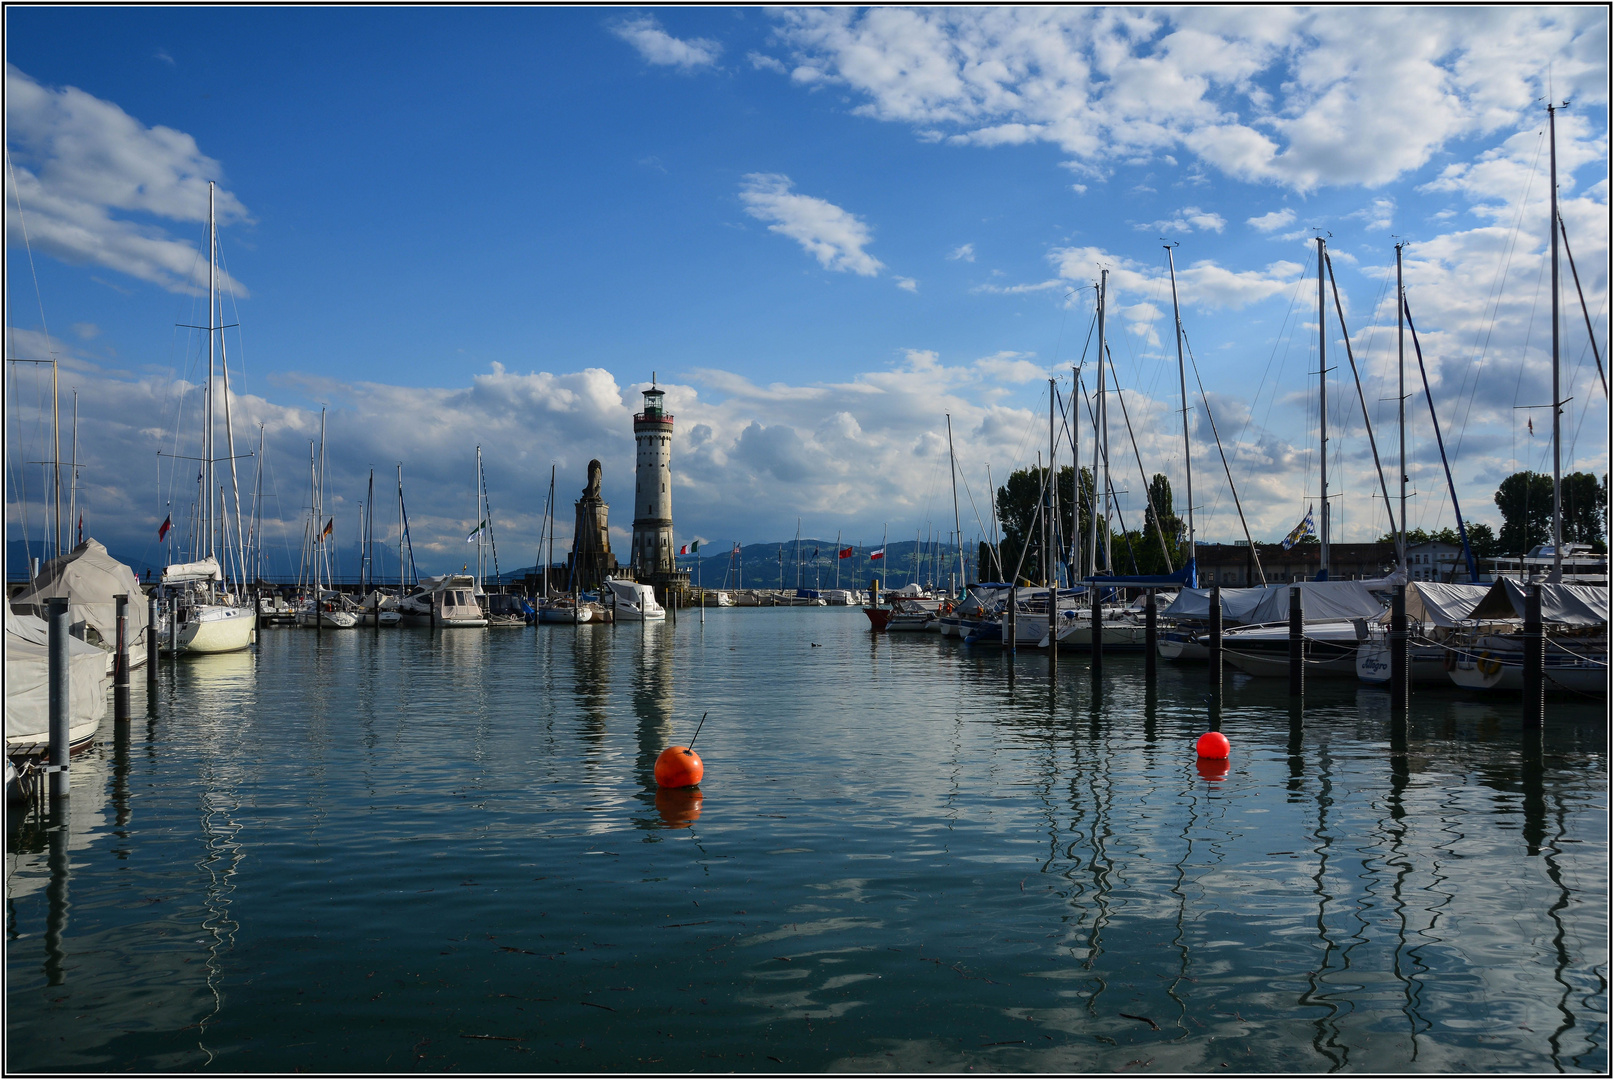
[631,376,677,581]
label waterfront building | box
[1193,541,1397,586]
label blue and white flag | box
[1281,508,1315,551]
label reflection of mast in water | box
[193,762,246,1066]
[1298,740,1346,1068]
[1065,692,1117,1014]
[1533,746,1581,1069]
[1382,733,1431,1059]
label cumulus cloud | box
[738,173,885,276]
[1247,207,1296,232]
[948,242,975,262]
[609,16,722,70]
[895,276,918,292]
[3,64,250,296]
[766,7,1609,192]
[1137,206,1226,234]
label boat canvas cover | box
[1399,582,1493,627]
[161,556,222,583]
[1164,581,1388,624]
[1162,587,1269,621]
[10,538,150,649]
[1467,580,1609,626]
[5,614,111,744]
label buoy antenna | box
[686,711,708,752]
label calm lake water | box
[6,608,1608,1073]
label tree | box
[1137,473,1182,576]
[1495,471,1554,555]
[995,465,1103,584]
[1561,471,1607,550]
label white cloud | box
[738,173,885,276]
[747,51,787,74]
[3,64,250,296]
[767,8,1609,192]
[609,16,723,71]
[1137,206,1226,234]
[895,276,918,292]
[1247,207,1295,232]
[948,243,975,262]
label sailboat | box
[160,182,256,654]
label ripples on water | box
[6,609,1608,1072]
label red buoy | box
[655,745,704,789]
[1195,731,1230,760]
[1195,758,1229,782]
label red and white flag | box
[870,547,885,560]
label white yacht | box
[605,578,665,622]
[397,576,488,628]
[161,558,256,654]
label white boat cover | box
[1467,580,1609,626]
[1165,580,1390,624]
[1397,582,1494,627]
[10,538,150,649]
[5,614,110,744]
[161,556,222,583]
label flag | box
[870,547,885,560]
[465,519,486,543]
[158,514,172,541]
[811,548,818,559]
[732,542,741,554]
[1280,508,1315,551]
[838,546,853,559]
[690,539,699,552]
[77,514,83,545]
[1528,417,1535,436]
[679,544,688,555]
[323,518,335,538]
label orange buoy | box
[1195,731,1230,760]
[656,787,704,828]
[655,745,704,789]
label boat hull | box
[171,605,256,653]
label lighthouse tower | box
[631,376,677,581]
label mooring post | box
[1523,582,1544,728]
[1288,585,1304,698]
[47,597,71,800]
[1144,589,1157,681]
[1090,588,1103,678]
[1208,585,1222,702]
[146,594,160,688]
[114,594,130,724]
[1006,587,1016,654]
[1047,581,1057,677]
[167,595,178,657]
[373,590,380,634]
[1390,583,1408,715]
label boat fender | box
[1478,652,1501,677]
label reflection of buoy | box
[1195,731,1230,760]
[1196,758,1229,782]
[656,787,704,828]
[655,746,704,789]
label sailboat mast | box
[548,464,556,598]
[318,409,327,596]
[1317,236,1330,579]
[206,182,217,564]
[1070,365,1081,584]
[1396,243,1407,575]
[68,389,78,545]
[1548,102,1563,582]
[946,414,965,593]
[1166,247,1195,577]
[1092,270,1110,578]
[397,464,405,594]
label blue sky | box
[5,7,1609,578]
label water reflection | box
[655,788,703,828]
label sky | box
[4,6,1609,580]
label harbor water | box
[6,608,1608,1072]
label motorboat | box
[485,593,533,627]
[396,575,488,628]
[605,578,665,622]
